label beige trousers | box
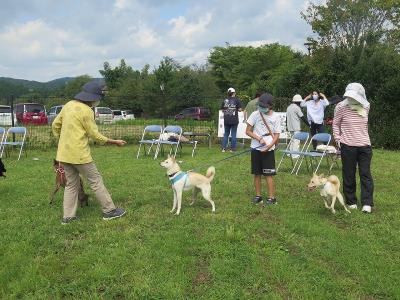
[63,162,116,218]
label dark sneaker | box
[264,198,277,205]
[252,196,263,204]
[103,208,126,220]
[61,216,78,225]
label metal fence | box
[2,119,217,150]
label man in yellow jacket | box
[52,81,126,224]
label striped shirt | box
[332,102,371,147]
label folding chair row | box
[0,126,27,161]
[136,125,198,159]
[277,132,333,175]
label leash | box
[189,144,264,172]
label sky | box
[0,0,315,82]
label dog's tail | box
[206,166,215,182]
[328,175,340,189]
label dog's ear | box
[319,173,325,178]
[171,155,176,162]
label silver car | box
[93,107,114,124]
[47,105,64,125]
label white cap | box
[343,83,369,108]
[227,87,235,93]
[292,94,303,102]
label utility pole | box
[304,42,314,55]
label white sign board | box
[218,110,289,140]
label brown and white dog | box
[160,155,216,215]
[307,173,351,214]
[49,160,89,207]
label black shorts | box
[251,149,276,176]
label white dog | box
[160,155,215,215]
[307,173,351,214]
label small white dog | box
[307,173,351,214]
[160,155,216,215]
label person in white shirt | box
[300,90,329,149]
[286,94,310,157]
[246,93,281,206]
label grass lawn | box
[1,145,399,299]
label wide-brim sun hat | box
[292,94,303,102]
[74,81,106,102]
[343,82,369,107]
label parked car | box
[122,110,135,120]
[174,107,211,120]
[0,105,17,126]
[14,103,48,125]
[112,110,124,121]
[47,105,64,125]
[93,106,113,124]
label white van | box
[0,105,17,126]
[93,107,113,124]
[122,110,135,120]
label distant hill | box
[0,77,75,91]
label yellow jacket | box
[52,100,108,164]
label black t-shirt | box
[221,97,242,125]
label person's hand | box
[320,92,327,99]
[258,137,266,145]
[114,139,127,146]
[260,144,271,152]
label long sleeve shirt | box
[52,100,108,164]
[332,102,371,147]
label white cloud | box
[0,0,313,81]
[168,13,212,46]
[130,25,159,48]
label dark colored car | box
[174,107,211,120]
[14,103,48,125]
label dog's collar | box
[319,182,327,190]
[168,172,179,178]
[169,171,187,185]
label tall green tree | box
[208,43,305,97]
[100,59,135,89]
[302,0,400,50]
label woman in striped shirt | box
[333,83,374,213]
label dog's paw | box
[175,211,180,215]
[170,209,175,213]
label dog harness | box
[169,171,188,187]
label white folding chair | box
[0,127,27,161]
[180,139,198,157]
[0,127,5,153]
[154,125,183,159]
[277,131,309,173]
[136,125,163,159]
[294,133,332,175]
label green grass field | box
[1,145,399,299]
